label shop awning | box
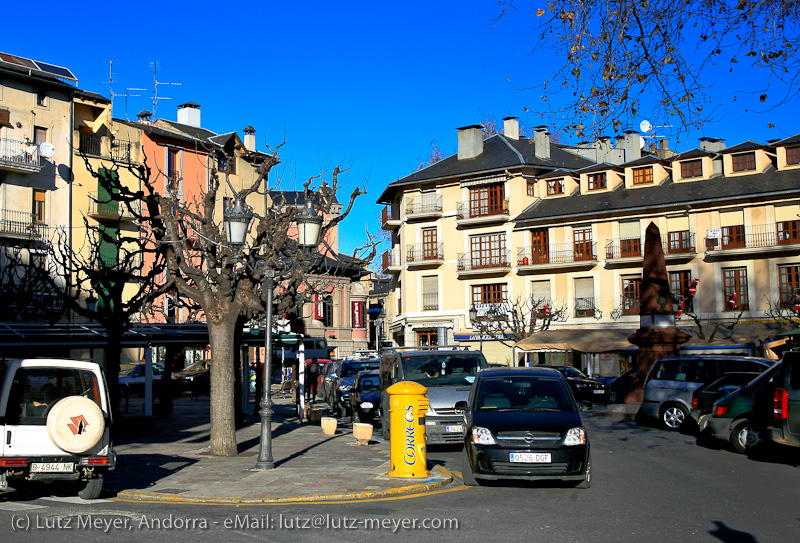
[515,328,638,353]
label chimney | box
[699,137,726,153]
[621,130,642,162]
[503,116,520,140]
[243,126,256,151]
[534,126,550,160]
[177,102,201,128]
[136,110,153,125]
[457,125,484,160]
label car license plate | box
[593,389,604,394]
[30,462,74,473]
[509,452,551,463]
[445,425,463,433]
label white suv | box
[0,359,116,499]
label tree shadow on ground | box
[708,520,759,543]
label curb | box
[113,465,454,505]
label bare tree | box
[470,295,568,349]
[142,144,373,456]
[415,140,445,171]
[494,0,800,141]
[763,295,800,328]
[0,246,64,323]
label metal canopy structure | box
[0,322,277,350]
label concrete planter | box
[353,422,373,445]
[321,417,337,435]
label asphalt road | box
[2,414,798,542]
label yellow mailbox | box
[386,381,430,478]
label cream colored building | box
[377,118,800,375]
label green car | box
[702,363,781,453]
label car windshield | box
[340,360,380,378]
[476,376,572,411]
[358,376,380,391]
[704,373,760,393]
[403,354,487,386]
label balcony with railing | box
[706,222,800,256]
[94,245,143,273]
[381,249,402,273]
[0,138,42,173]
[605,231,697,263]
[406,243,444,266]
[0,208,48,239]
[457,250,511,274]
[456,198,510,225]
[574,297,599,318]
[381,205,401,229]
[517,242,598,272]
[87,191,141,221]
[77,133,137,164]
[405,194,443,220]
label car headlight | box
[360,402,373,409]
[338,385,350,392]
[563,427,586,446]
[471,426,496,445]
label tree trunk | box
[208,315,240,456]
[104,333,123,435]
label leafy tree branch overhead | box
[494,0,800,141]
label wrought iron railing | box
[0,208,47,237]
[406,243,443,263]
[574,297,597,318]
[79,133,102,156]
[381,205,400,225]
[708,222,800,251]
[381,250,400,271]
[604,231,696,259]
[422,293,439,311]
[457,250,510,271]
[405,194,442,216]
[517,242,597,266]
[0,138,41,168]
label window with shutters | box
[732,152,756,172]
[0,107,11,128]
[779,265,800,308]
[469,183,506,217]
[546,178,564,195]
[633,167,653,185]
[787,146,800,165]
[680,159,703,178]
[33,189,46,223]
[670,271,693,312]
[622,276,641,315]
[588,172,606,190]
[422,276,438,311]
[573,228,594,260]
[470,233,507,268]
[574,277,595,318]
[471,284,507,305]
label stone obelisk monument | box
[627,222,690,403]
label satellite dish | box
[39,141,55,159]
[639,136,646,149]
[639,120,652,133]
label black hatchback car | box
[457,367,591,488]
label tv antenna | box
[150,61,181,119]
[638,119,671,150]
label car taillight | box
[774,388,789,420]
[82,457,109,466]
[0,458,27,467]
[691,398,698,409]
[715,405,728,416]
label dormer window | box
[787,146,800,165]
[546,178,564,195]
[680,159,703,178]
[527,181,536,196]
[732,152,756,172]
[633,167,653,185]
[588,172,606,190]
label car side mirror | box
[454,400,468,413]
[578,400,593,412]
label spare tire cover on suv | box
[46,396,105,454]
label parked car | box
[320,360,339,407]
[537,365,608,403]
[638,356,775,431]
[457,367,591,488]
[349,369,381,425]
[174,361,210,396]
[699,364,780,453]
[0,358,116,500]
[748,350,800,451]
[118,363,167,397]
[330,357,381,418]
[691,371,763,430]
[379,346,488,444]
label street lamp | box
[223,191,323,470]
[468,304,483,353]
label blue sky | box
[3,1,798,255]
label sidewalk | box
[108,392,453,504]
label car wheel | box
[660,403,689,431]
[730,419,751,454]
[461,447,479,486]
[78,475,104,500]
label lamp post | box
[224,192,322,470]
[468,304,483,353]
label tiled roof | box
[673,148,715,160]
[773,134,800,146]
[721,140,767,153]
[514,166,800,226]
[376,134,596,203]
[114,118,203,145]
